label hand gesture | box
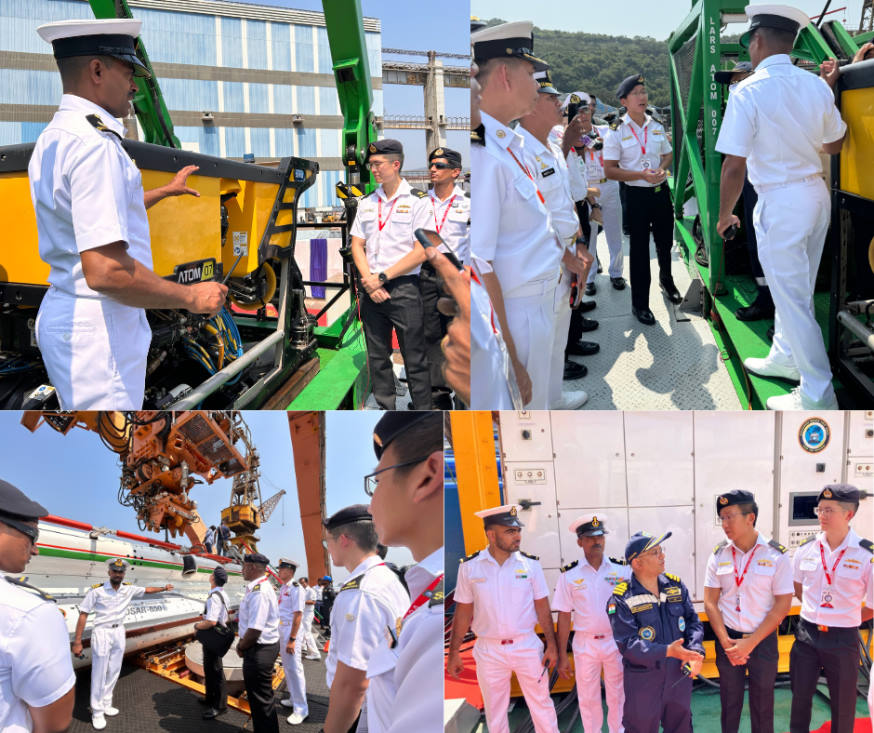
[186,282,228,316]
[717,214,740,239]
[819,58,840,88]
[165,165,201,198]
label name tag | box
[800,558,818,571]
[541,167,556,178]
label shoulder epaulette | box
[91,582,103,588]
[340,574,363,592]
[612,581,629,596]
[4,575,55,602]
[428,578,444,608]
[609,118,621,131]
[520,551,539,561]
[464,191,471,198]
[609,556,627,566]
[252,583,261,591]
[410,188,428,199]
[860,539,873,554]
[86,114,125,143]
[768,539,788,554]
[713,540,728,555]
[664,572,681,583]
[472,124,485,146]
[800,535,817,547]
[459,550,480,563]
[560,560,578,573]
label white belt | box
[755,174,822,194]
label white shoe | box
[104,707,120,717]
[287,711,308,725]
[92,715,107,730]
[279,698,295,708]
[744,356,800,382]
[551,390,588,410]
[304,654,320,660]
[767,387,839,410]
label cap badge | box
[369,143,376,153]
[592,516,599,527]
[719,496,729,505]
[509,506,517,516]
[434,148,444,156]
[823,488,833,498]
[505,47,513,54]
[570,94,581,104]
[373,432,383,447]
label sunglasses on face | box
[0,517,39,544]
[429,162,453,170]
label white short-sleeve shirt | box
[238,574,280,644]
[28,94,153,298]
[428,185,470,265]
[715,54,846,188]
[326,555,409,688]
[79,580,146,627]
[603,114,672,188]
[793,529,873,628]
[583,126,611,182]
[454,548,549,639]
[278,580,304,628]
[704,533,794,633]
[519,126,579,243]
[302,585,318,621]
[0,577,76,733]
[204,588,230,625]
[348,178,431,276]
[552,556,631,650]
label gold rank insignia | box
[435,148,444,156]
[592,517,600,527]
[510,506,517,516]
[719,496,729,505]
[823,488,833,498]
[369,143,377,153]
[570,94,582,104]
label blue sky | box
[472,0,865,41]
[0,411,412,584]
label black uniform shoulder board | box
[464,191,471,198]
[410,188,428,199]
[86,114,125,143]
[472,123,485,146]
[768,539,788,554]
[613,581,629,596]
[340,574,363,592]
[5,575,55,602]
[609,118,621,131]
[664,572,681,583]
[561,560,579,573]
[799,535,817,547]
[713,540,728,555]
[520,551,539,561]
[860,539,873,554]
[460,550,480,563]
[91,582,103,588]
[427,578,444,608]
[609,556,628,566]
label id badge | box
[820,589,835,608]
[641,159,651,169]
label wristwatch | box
[378,272,388,284]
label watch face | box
[379,273,387,283]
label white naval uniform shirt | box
[454,549,549,639]
[303,585,318,624]
[519,126,579,243]
[79,581,146,627]
[552,557,631,651]
[0,576,76,733]
[204,587,230,625]
[793,529,873,628]
[603,114,672,187]
[428,185,470,265]
[326,555,410,688]
[471,111,561,296]
[583,126,610,183]
[704,534,794,633]
[28,94,153,297]
[238,574,280,644]
[278,580,304,632]
[348,178,431,276]
[715,54,846,189]
[366,547,444,733]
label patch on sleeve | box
[639,626,655,641]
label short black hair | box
[754,26,796,50]
[329,520,378,552]
[726,501,759,526]
[387,412,443,466]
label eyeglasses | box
[429,162,453,170]
[363,456,430,497]
[814,506,844,517]
[719,511,748,524]
[639,546,664,558]
[366,159,392,170]
[0,517,39,545]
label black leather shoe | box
[585,282,597,296]
[567,340,600,356]
[735,301,774,321]
[579,317,599,332]
[563,360,588,380]
[660,279,682,304]
[202,707,227,720]
[610,277,626,290]
[578,300,597,312]
[632,307,656,325]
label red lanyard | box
[731,545,759,589]
[470,269,498,334]
[819,542,847,585]
[506,148,547,204]
[629,123,648,155]
[588,148,603,167]
[403,574,443,619]
[431,194,456,233]
[378,197,398,231]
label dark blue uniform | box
[608,572,704,733]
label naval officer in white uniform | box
[72,557,172,730]
[30,18,227,409]
[0,479,75,733]
[276,558,308,725]
[715,4,846,410]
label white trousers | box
[572,635,625,733]
[36,289,151,409]
[470,278,514,409]
[279,622,308,716]
[301,612,320,657]
[587,180,624,283]
[754,178,834,404]
[549,272,573,406]
[503,281,558,410]
[90,626,126,715]
[472,635,559,733]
